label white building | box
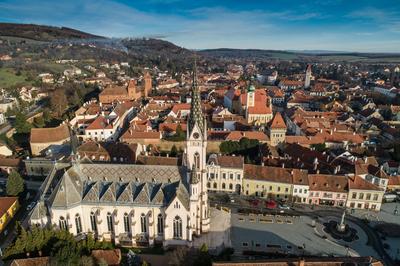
[206,154,244,193]
[30,65,210,247]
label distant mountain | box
[0,23,105,41]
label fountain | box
[322,209,358,242]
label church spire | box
[188,58,205,136]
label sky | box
[1,0,400,52]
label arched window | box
[207,182,210,188]
[213,183,217,189]
[173,216,183,239]
[141,214,147,233]
[123,213,130,233]
[194,152,200,169]
[222,183,226,189]
[75,214,82,234]
[59,216,68,231]
[229,183,233,190]
[157,214,164,235]
[90,212,97,233]
[107,212,114,233]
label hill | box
[0,23,104,41]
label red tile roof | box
[0,197,18,218]
[30,124,70,143]
[308,174,348,193]
[348,175,383,191]
[270,112,286,129]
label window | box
[277,187,281,192]
[173,216,183,239]
[194,153,200,169]
[90,212,97,233]
[230,173,233,180]
[141,214,147,233]
[75,214,82,234]
[223,173,227,179]
[59,216,68,231]
[352,192,357,199]
[229,184,233,190]
[222,183,226,189]
[358,193,364,200]
[213,183,217,189]
[207,182,210,188]
[124,213,130,233]
[157,214,164,235]
[373,194,378,201]
[269,186,272,190]
[237,174,241,180]
[210,173,215,179]
[285,188,289,192]
[107,212,114,233]
[294,188,297,193]
[366,193,371,200]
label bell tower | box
[186,59,210,234]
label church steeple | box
[188,59,205,137]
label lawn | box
[0,68,31,88]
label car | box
[26,202,36,211]
[279,204,291,210]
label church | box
[30,65,210,247]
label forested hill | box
[0,23,105,41]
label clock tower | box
[185,60,210,234]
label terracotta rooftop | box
[91,249,121,266]
[136,155,180,166]
[10,257,50,266]
[244,165,293,184]
[0,197,18,218]
[269,112,286,129]
[30,124,70,144]
[208,154,244,168]
[308,174,348,193]
[348,175,383,191]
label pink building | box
[308,174,348,207]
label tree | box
[14,112,31,134]
[50,89,68,117]
[33,116,45,128]
[170,145,178,157]
[6,171,24,196]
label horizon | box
[1,0,400,53]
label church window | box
[194,153,200,169]
[157,214,164,235]
[90,212,97,233]
[173,216,183,239]
[75,214,82,234]
[59,216,68,231]
[124,213,130,233]
[141,214,147,233]
[107,212,114,233]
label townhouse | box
[206,154,244,194]
[346,175,384,211]
[307,174,348,207]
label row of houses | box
[204,154,392,211]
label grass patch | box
[0,68,32,88]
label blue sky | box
[1,0,400,52]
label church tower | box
[305,64,312,88]
[186,60,210,234]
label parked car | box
[279,204,291,210]
[383,193,397,203]
[26,202,36,211]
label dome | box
[248,84,255,92]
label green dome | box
[248,84,255,92]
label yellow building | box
[243,165,293,201]
[0,197,19,233]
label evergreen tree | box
[6,171,24,196]
[170,145,178,157]
[14,112,31,134]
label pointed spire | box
[188,56,205,136]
